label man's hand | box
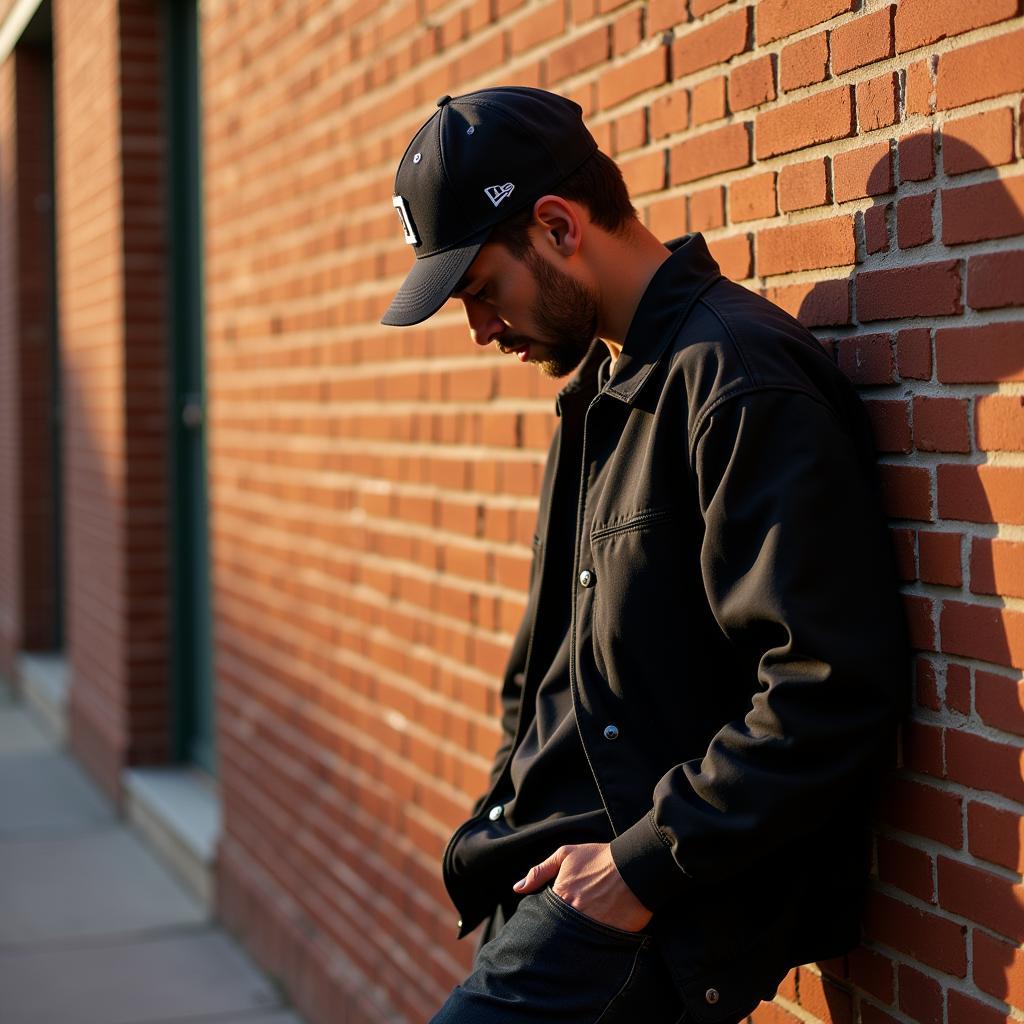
[513,842,653,933]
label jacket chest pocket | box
[585,508,682,691]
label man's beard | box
[521,247,600,379]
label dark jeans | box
[429,887,688,1023]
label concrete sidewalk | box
[0,682,307,1024]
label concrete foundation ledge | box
[123,765,222,916]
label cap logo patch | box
[392,195,419,246]
[485,182,514,207]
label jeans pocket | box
[542,886,649,945]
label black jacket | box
[443,233,910,1023]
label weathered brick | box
[729,55,776,111]
[672,7,750,77]
[896,192,934,249]
[757,0,856,45]
[755,86,854,159]
[829,5,894,76]
[936,28,1024,110]
[857,71,899,133]
[779,32,828,92]
[729,171,776,222]
[895,0,1020,53]
[857,261,962,321]
[941,176,1024,244]
[833,141,893,202]
[967,250,1024,310]
[756,216,856,276]
[777,158,829,211]
[942,107,1015,175]
[669,122,750,183]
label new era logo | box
[485,182,514,207]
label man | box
[380,87,909,1024]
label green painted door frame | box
[163,0,215,775]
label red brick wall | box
[52,0,170,798]
[0,40,59,677]
[0,50,18,680]
[48,0,1023,1021]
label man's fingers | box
[512,846,569,893]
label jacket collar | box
[556,232,722,409]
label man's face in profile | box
[452,238,600,379]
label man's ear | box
[531,195,582,257]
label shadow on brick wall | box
[788,137,1023,1024]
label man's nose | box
[463,298,506,347]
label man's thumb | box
[512,846,569,893]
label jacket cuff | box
[609,810,693,912]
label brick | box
[896,192,934,249]
[672,8,750,78]
[848,948,895,1004]
[898,131,935,182]
[968,250,1024,310]
[857,72,899,133]
[903,718,944,776]
[861,1005,901,1024]
[597,45,668,109]
[944,663,971,714]
[892,527,918,582]
[947,990,1011,1024]
[757,0,856,45]
[877,464,932,521]
[546,26,609,83]
[837,333,894,385]
[611,7,643,55]
[864,204,890,254]
[755,85,854,159]
[777,157,829,211]
[973,930,1024,1011]
[940,598,1024,671]
[969,801,1024,874]
[918,530,962,586]
[943,108,1016,175]
[691,0,734,14]
[863,891,967,976]
[936,29,1024,110]
[613,108,647,153]
[976,394,1024,452]
[729,55,776,111]
[649,88,689,138]
[913,396,969,454]
[669,122,750,184]
[509,0,565,53]
[877,777,962,849]
[619,148,666,195]
[863,399,911,453]
[938,462,1024,525]
[756,216,855,276]
[935,323,1024,384]
[688,186,725,231]
[896,328,931,380]
[829,5,895,76]
[833,141,892,202]
[646,193,687,239]
[647,0,686,34]
[692,76,727,125]
[898,963,942,1024]
[904,594,937,650]
[779,32,828,92]
[896,0,1021,53]
[706,232,753,281]
[729,171,776,222]
[761,279,850,326]
[904,59,934,116]
[857,261,962,322]
[938,855,1024,942]
[975,665,1024,734]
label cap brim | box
[380,233,488,327]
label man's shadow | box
[742,135,1023,1023]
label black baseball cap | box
[380,86,598,327]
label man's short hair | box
[487,149,638,258]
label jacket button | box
[705,988,720,1005]
[487,803,504,821]
[457,918,463,929]
[603,724,620,740]
[579,569,594,588]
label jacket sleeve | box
[609,386,910,911]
